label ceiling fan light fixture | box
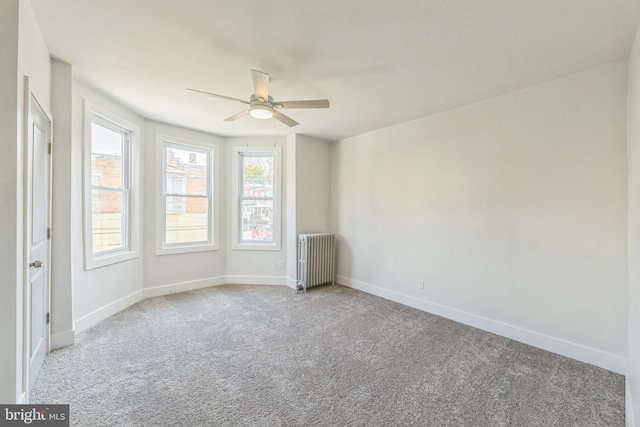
[249,104,274,120]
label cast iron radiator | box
[297,233,335,293]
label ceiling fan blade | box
[187,88,250,105]
[273,110,299,127]
[224,110,249,121]
[251,69,269,101]
[274,99,330,109]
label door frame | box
[22,75,53,401]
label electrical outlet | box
[418,280,424,289]
[278,261,284,269]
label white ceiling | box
[29,0,640,141]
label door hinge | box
[47,228,51,240]
[46,313,50,324]
[48,142,52,154]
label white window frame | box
[83,101,141,270]
[231,145,282,251]
[156,133,219,255]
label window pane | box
[241,200,273,242]
[165,197,208,244]
[91,122,124,189]
[165,146,208,196]
[92,189,124,253]
[166,194,186,213]
[242,156,273,197]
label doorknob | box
[29,260,43,268]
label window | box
[156,135,218,254]
[240,154,275,243]
[232,146,281,250]
[83,102,140,270]
[89,118,130,254]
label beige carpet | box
[31,284,624,426]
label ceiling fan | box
[187,69,330,127]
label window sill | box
[232,242,281,251]
[84,249,138,271]
[156,243,219,256]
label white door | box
[26,90,51,393]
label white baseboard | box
[628,380,636,427]
[74,290,143,334]
[336,275,627,375]
[50,329,75,350]
[225,275,287,286]
[285,277,297,289]
[143,276,226,299]
[72,276,291,334]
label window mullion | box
[92,186,127,192]
[240,198,274,203]
[163,193,209,198]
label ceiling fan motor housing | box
[249,94,275,119]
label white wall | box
[0,0,21,405]
[50,59,75,349]
[332,61,629,373]
[17,0,49,109]
[626,25,640,427]
[225,137,288,283]
[71,81,145,331]
[285,135,298,286]
[142,121,227,294]
[0,0,51,403]
[295,135,332,234]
